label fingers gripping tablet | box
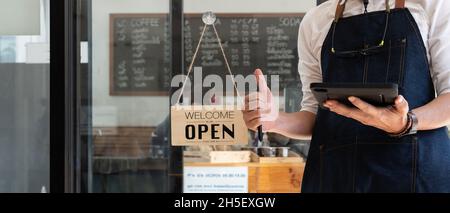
[310,83,399,109]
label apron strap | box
[334,0,347,22]
[395,0,405,8]
[334,0,405,22]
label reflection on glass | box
[0,0,50,193]
[87,0,171,193]
[81,0,315,193]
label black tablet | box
[310,83,398,109]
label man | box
[243,0,450,192]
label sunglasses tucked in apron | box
[302,1,450,193]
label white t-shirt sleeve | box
[425,0,450,96]
[298,13,322,114]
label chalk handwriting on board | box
[110,14,170,95]
[183,14,303,93]
[110,14,303,96]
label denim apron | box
[302,0,450,192]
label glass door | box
[0,0,50,193]
[73,0,319,193]
[75,0,172,193]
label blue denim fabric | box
[302,8,450,193]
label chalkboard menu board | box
[184,14,303,94]
[110,13,304,96]
[110,14,171,95]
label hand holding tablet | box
[310,83,399,109]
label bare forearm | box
[270,111,316,140]
[412,93,450,131]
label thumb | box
[394,95,409,115]
[254,69,269,93]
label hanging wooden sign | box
[171,13,249,146]
[171,105,248,146]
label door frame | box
[50,0,83,193]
